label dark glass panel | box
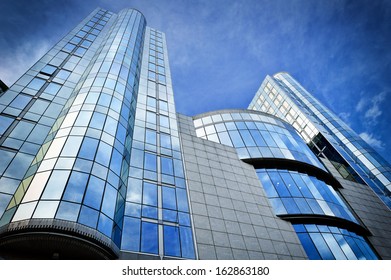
[164,225,180,257]
[141,222,158,254]
[297,233,321,260]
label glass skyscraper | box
[0,7,390,260]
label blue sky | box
[0,0,390,164]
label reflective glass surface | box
[257,169,358,223]
[194,111,325,170]
[121,27,195,258]
[294,224,378,260]
[250,73,391,209]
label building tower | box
[0,7,390,259]
[0,7,195,260]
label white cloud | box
[359,132,384,150]
[0,40,51,86]
[355,97,367,112]
[354,92,387,125]
[363,91,386,124]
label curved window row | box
[294,224,377,260]
[194,111,325,171]
[257,169,358,223]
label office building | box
[0,7,390,260]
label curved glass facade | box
[294,224,377,260]
[194,110,325,171]
[249,72,391,208]
[1,6,389,260]
[0,8,196,259]
[0,8,147,254]
[193,109,377,260]
[257,169,358,223]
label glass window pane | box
[0,177,19,194]
[159,115,169,128]
[33,201,59,219]
[41,65,57,75]
[12,201,37,222]
[176,188,189,212]
[8,120,34,140]
[297,232,322,260]
[145,129,156,145]
[228,130,245,147]
[163,209,177,222]
[56,201,81,222]
[27,78,46,90]
[141,222,158,254]
[83,176,105,210]
[122,217,141,251]
[144,152,157,171]
[240,130,256,146]
[4,152,33,179]
[10,94,31,109]
[334,234,357,260]
[78,206,99,228]
[162,186,176,210]
[142,205,158,219]
[180,226,195,259]
[45,83,62,95]
[161,157,174,175]
[323,233,347,259]
[142,182,157,206]
[125,202,141,217]
[280,172,302,197]
[0,115,14,135]
[309,233,335,260]
[160,133,171,149]
[78,137,99,160]
[29,99,49,115]
[164,225,180,257]
[95,141,112,166]
[56,69,71,81]
[146,111,156,124]
[63,171,89,203]
[268,171,290,197]
[102,184,117,218]
[41,170,70,199]
[97,213,113,237]
[147,96,156,108]
[0,193,12,215]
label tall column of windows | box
[0,9,113,222]
[0,9,147,255]
[122,28,195,259]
